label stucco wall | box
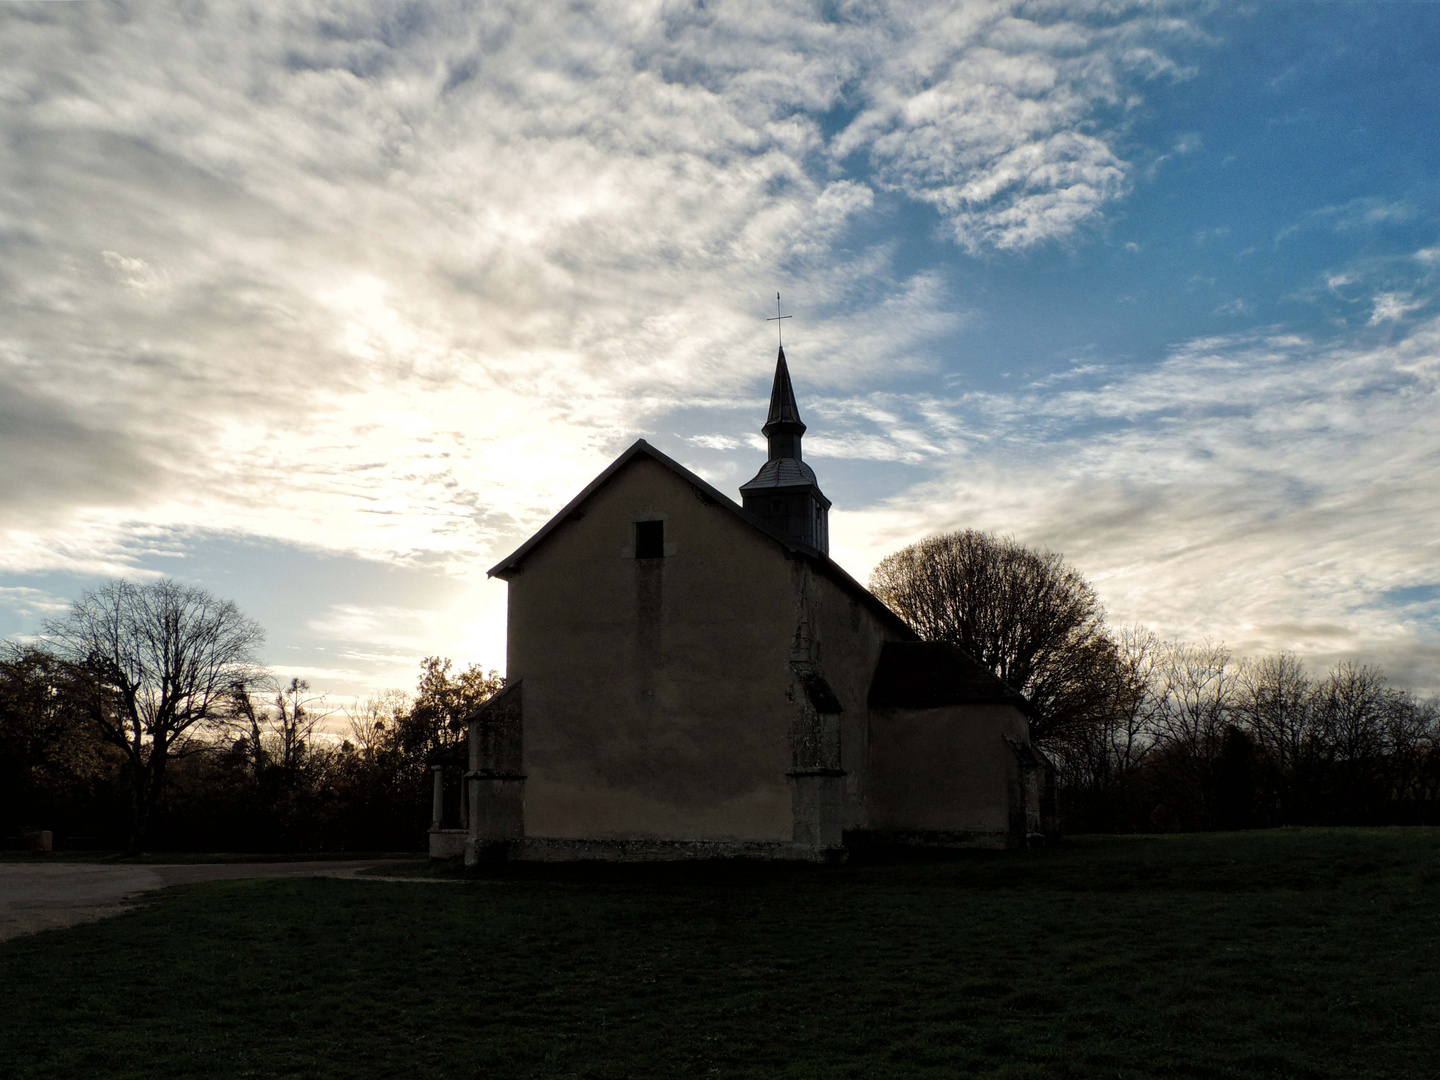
[867,703,1030,836]
[793,563,910,831]
[507,456,803,842]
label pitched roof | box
[868,641,1035,715]
[486,439,913,638]
[763,346,805,434]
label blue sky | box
[2,1,1438,708]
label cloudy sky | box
[3,0,1438,707]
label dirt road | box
[0,861,396,942]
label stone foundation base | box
[457,830,1045,864]
[849,829,1014,852]
[428,829,467,859]
[482,837,845,863]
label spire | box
[763,346,806,436]
[740,338,831,554]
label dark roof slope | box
[486,439,915,640]
[868,641,1034,715]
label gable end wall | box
[506,456,804,842]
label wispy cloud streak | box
[832,317,1440,692]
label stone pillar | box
[464,681,525,865]
[789,769,846,855]
[459,773,470,831]
[787,649,846,859]
[466,775,525,864]
[430,765,445,832]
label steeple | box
[739,344,831,553]
[762,347,806,461]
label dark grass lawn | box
[2,829,1438,1079]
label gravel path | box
[0,861,397,942]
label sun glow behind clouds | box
[325,276,425,362]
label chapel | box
[431,346,1056,863]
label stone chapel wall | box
[505,456,801,845]
[867,702,1031,845]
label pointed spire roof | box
[763,346,806,435]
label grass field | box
[2,829,1437,1079]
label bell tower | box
[740,345,831,553]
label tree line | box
[1,579,500,852]
[7,539,1438,851]
[871,530,1440,831]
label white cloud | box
[833,3,1192,252]
[25,2,1431,700]
[824,316,1440,694]
[101,250,169,295]
[1368,291,1423,325]
[0,586,70,622]
[0,0,1184,584]
[1324,197,1417,230]
[687,434,746,451]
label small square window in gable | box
[634,519,665,559]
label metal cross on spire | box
[766,291,792,347]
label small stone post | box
[464,681,525,865]
[430,764,445,831]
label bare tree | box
[1309,661,1391,818]
[1058,626,1164,829]
[1100,626,1165,797]
[44,579,265,850]
[1153,639,1237,760]
[1147,639,1240,828]
[1238,653,1312,771]
[1237,652,1313,818]
[343,690,411,762]
[231,676,327,780]
[1313,662,1388,764]
[1381,690,1440,811]
[869,529,1117,747]
[268,677,325,774]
